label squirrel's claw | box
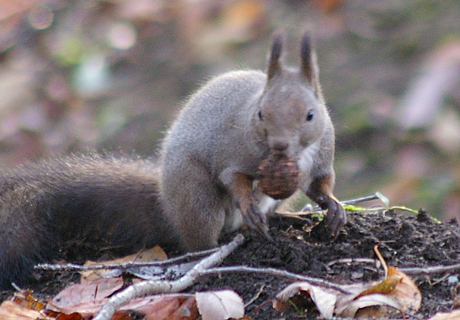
[244,204,272,240]
[323,198,346,238]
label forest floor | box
[1,207,459,319]
[204,209,460,319]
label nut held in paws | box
[256,154,300,199]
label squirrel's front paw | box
[243,204,272,240]
[324,198,346,238]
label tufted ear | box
[300,32,315,83]
[267,32,283,80]
[300,32,322,98]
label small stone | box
[256,154,300,200]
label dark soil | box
[1,210,460,319]
[216,210,460,319]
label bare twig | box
[93,234,245,320]
[431,273,451,286]
[302,194,380,212]
[340,194,380,206]
[374,245,389,277]
[244,285,265,307]
[400,263,460,275]
[35,247,220,271]
[326,257,460,276]
[201,266,351,294]
[327,258,377,267]
[326,258,460,276]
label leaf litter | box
[1,200,460,319]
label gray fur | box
[160,33,345,251]
[0,154,176,288]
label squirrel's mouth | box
[269,147,300,160]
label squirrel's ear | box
[300,32,315,83]
[300,32,322,97]
[267,32,283,80]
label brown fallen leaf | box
[337,293,402,318]
[49,287,240,320]
[165,295,199,320]
[50,277,123,314]
[82,245,168,282]
[50,292,199,319]
[354,270,402,299]
[273,281,339,318]
[428,309,460,320]
[122,294,198,320]
[11,289,47,311]
[274,267,421,318]
[55,312,87,320]
[196,290,244,320]
[0,300,54,320]
[382,267,422,313]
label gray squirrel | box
[0,32,346,289]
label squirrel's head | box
[254,32,327,158]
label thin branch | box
[244,284,265,307]
[302,194,380,212]
[199,262,460,294]
[327,258,377,267]
[35,247,220,271]
[325,257,460,276]
[400,263,460,275]
[340,194,380,206]
[201,266,350,294]
[93,234,245,320]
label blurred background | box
[0,0,459,220]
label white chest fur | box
[298,140,320,189]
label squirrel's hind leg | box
[162,165,226,252]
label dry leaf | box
[51,292,199,319]
[196,290,244,320]
[0,300,54,320]
[384,267,422,313]
[82,245,168,282]
[274,281,338,318]
[337,267,421,317]
[11,290,47,311]
[355,304,401,319]
[354,274,402,299]
[429,309,460,320]
[0,291,68,319]
[274,267,421,318]
[122,294,198,320]
[165,295,198,320]
[51,277,123,312]
[337,293,401,318]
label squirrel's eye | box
[306,109,314,121]
[258,110,263,121]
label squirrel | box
[0,32,346,289]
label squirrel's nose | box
[272,141,289,152]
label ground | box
[1,209,459,319]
